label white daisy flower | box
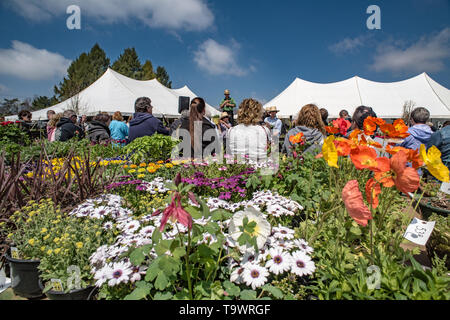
[230,267,245,284]
[293,239,314,254]
[265,248,291,275]
[94,265,112,287]
[272,225,295,240]
[290,251,315,277]
[240,251,265,266]
[276,239,295,250]
[242,263,269,290]
[103,222,114,230]
[122,220,141,234]
[130,265,147,283]
[139,226,155,237]
[107,261,133,286]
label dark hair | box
[411,107,430,124]
[135,97,152,113]
[18,110,32,120]
[93,113,111,124]
[189,97,206,148]
[339,110,349,118]
[352,106,377,130]
[320,108,328,124]
[443,121,450,128]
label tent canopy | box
[263,73,450,119]
[7,68,220,120]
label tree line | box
[0,44,172,116]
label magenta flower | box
[154,192,193,232]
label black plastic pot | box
[38,279,97,300]
[412,196,450,220]
[5,255,44,299]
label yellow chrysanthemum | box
[420,145,450,182]
[47,249,53,255]
[41,228,48,234]
[138,168,146,173]
[128,169,136,174]
[322,136,339,168]
[75,242,83,249]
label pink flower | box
[155,192,193,232]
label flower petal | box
[342,180,373,227]
[395,167,420,194]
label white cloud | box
[329,34,372,54]
[193,39,251,76]
[4,0,214,31]
[371,28,450,73]
[0,41,71,80]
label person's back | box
[109,119,129,141]
[400,107,432,151]
[128,97,169,143]
[88,114,111,144]
[427,124,450,168]
[56,111,84,142]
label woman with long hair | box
[282,104,326,156]
[179,97,218,158]
[47,113,63,142]
[109,111,129,146]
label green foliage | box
[156,66,172,88]
[123,134,179,164]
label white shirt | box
[227,124,271,161]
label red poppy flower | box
[342,180,373,227]
[365,178,381,209]
[325,126,339,134]
[350,146,390,172]
[334,138,351,157]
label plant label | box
[51,279,64,292]
[0,268,11,294]
[440,182,450,195]
[403,218,435,246]
[10,247,19,259]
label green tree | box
[31,96,58,111]
[54,43,110,101]
[141,60,156,80]
[0,98,20,116]
[112,48,142,79]
[156,66,172,88]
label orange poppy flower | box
[325,126,339,135]
[363,117,381,136]
[365,178,381,209]
[289,132,305,145]
[334,138,352,157]
[349,129,361,140]
[374,150,420,194]
[385,145,423,169]
[380,119,410,139]
[350,146,390,172]
[342,180,373,227]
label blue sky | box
[0,0,449,108]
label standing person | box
[427,121,450,169]
[218,112,232,147]
[88,113,111,144]
[264,106,283,138]
[46,113,62,142]
[227,99,271,162]
[109,111,129,146]
[55,110,85,142]
[47,110,55,120]
[128,97,169,143]
[46,110,56,140]
[179,97,219,158]
[219,90,236,126]
[283,104,326,156]
[333,109,352,136]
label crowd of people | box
[10,88,450,170]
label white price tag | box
[0,268,11,294]
[440,182,450,195]
[404,218,436,246]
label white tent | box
[264,73,450,119]
[6,68,220,120]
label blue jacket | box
[128,113,169,143]
[109,120,129,141]
[400,124,433,151]
[427,125,450,169]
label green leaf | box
[240,290,257,300]
[172,247,186,260]
[223,280,240,296]
[124,281,152,300]
[155,272,169,290]
[145,259,160,282]
[129,247,145,266]
[154,292,173,300]
[262,284,284,299]
[185,206,202,220]
[152,228,162,244]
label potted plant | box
[426,213,450,270]
[2,199,59,299]
[36,206,116,300]
[414,180,450,219]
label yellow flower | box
[165,163,173,168]
[54,248,62,254]
[47,249,53,255]
[54,237,60,244]
[26,218,32,223]
[26,172,34,178]
[7,233,13,239]
[129,169,136,174]
[43,234,50,240]
[75,242,83,249]
[137,174,146,179]
[130,164,138,169]
[40,246,46,252]
[140,163,147,167]
[96,231,101,237]
[123,165,129,169]
[157,161,164,164]
[420,145,450,182]
[138,168,146,173]
[41,228,48,234]
[28,239,36,246]
[322,136,338,168]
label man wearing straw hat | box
[219,89,236,126]
[264,106,283,137]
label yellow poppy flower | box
[420,145,449,182]
[322,136,339,168]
